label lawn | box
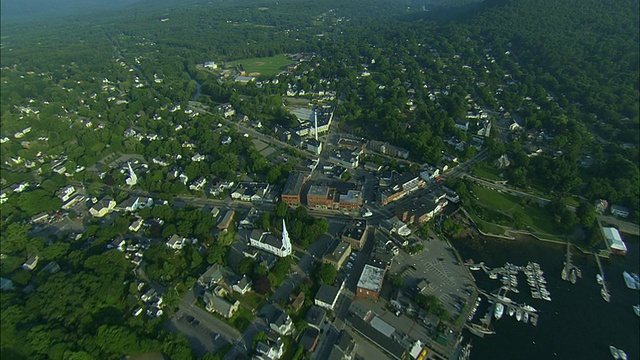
[471,162,505,181]
[229,306,255,332]
[234,292,265,310]
[227,54,292,77]
[468,184,567,238]
[470,184,519,212]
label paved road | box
[177,287,241,345]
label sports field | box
[228,54,292,77]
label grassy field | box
[469,184,566,237]
[470,184,519,212]
[227,54,292,77]
[471,162,505,181]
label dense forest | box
[1,0,638,358]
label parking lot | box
[390,234,475,316]
[166,314,230,357]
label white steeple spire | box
[314,110,318,141]
[125,162,138,186]
[282,218,292,256]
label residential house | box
[305,305,327,330]
[204,291,240,318]
[109,237,126,251]
[610,204,630,218]
[89,196,116,217]
[198,264,234,291]
[315,283,343,311]
[217,209,235,231]
[256,338,284,360]
[166,234,186,250]
[56,186,76,202]
[189,177,207,191]
[329,330,357,360]
[290,291,305,312]
[129,218,144,232]
[232,275,252,295]
[22,256,39,271]
[270,311,294,336]
[300,327,320,352]
[231,182,271,202]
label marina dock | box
[593,251,611,302]
[561,242,582,284]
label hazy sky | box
[1,0,146,24]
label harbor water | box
[450,233,640,360]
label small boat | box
[508,306,515,317]
[623,271,639,290]
[634,305,640,317]
[522,304,537,313]
[489,273,498,280]
[619,350,627,360]
[494,303,504,320]
[602,288,611,302]
[459,342,472,360]
[597,274,604,285]
[523,311,529,323]
[610,346,620,359]
[516,309,522,322]
[469,266,481,271]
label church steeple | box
[282,219,292,256]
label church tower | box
[125,162,138,186]
[282,219,292,257]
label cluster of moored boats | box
[610,345,628,360]
[468,297,482,321]
[525,262,551,301]
[499,263,520,293]
[493,299,538,326]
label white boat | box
[489,273,498,279]
[508,306,515,317]
[494,303,504,320]
[619,350,627,360]
[610,346,620,359]
[602,288,611,302]
[622,271,639,290]
[597,274,604,285]
[523,311,529,323]
[634,305,640,317]
[522,304,537,313]
[469,265,481,271]
[516,309,522,322]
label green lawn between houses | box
[227,54,292,77]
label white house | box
[256,338,284,360]
[610,205,630,218]
[89,197,116,218]
[189,178,207,191]
[314,283,343,311]
[129,218,144,232]
[232,275,252,295]
[270,311,294,336]
[166,234,186,250]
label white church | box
[249,219,292,258]
[125,162,138,186]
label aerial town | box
[1,1,638,360]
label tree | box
[253,275,271,295]
[315,263,337,285]
[575,201,596,228]
[391,275,404,288]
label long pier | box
[561,242,581,284]
[593,251,610,302]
